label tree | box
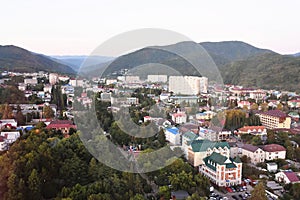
[276,103,283,111]
[15,105,25,125]
[250,103,259,110]
[28,169,41,199]
[249,182,267,200]
[43,105,55,119]
[0,104,14,119]
[292,183,300,199]
[159,186,170,200]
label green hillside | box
[0,45,75,74]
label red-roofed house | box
[46,120,76,134]
[275,171,300,184]
[171,112,187,124]
[263,144,286,160]
[238,126,267,136]
[256,110,291,129]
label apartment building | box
[256,110,291,129]
[169,76,208,95]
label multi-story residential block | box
[181,131,199,159]
[0,136,7,151]
[165,127,181,145]
[198,127,218,141]
[262,144,286,160]
[169,76,208,95]
[256,110,291,129]
[187,139,230,167]
[49,73,59,85]
[171,112,187,124]
[241,144,265,164]
[200,152,242,187]
[147,75,168,83]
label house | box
[199,152,242,187]
[165,127,181,145]
[171,112,187,124]
[262,144,286,160]
[46,120,76,134]
[187,140,230,167]
[0,136,7,151]
[241,144,265,164]
[267,162,278,173]
[196,111,216,120]
[275,171,300,184]
[0,131,20,144]
[256,110,291,129]
[198,127,218,141]
[181,131,200,159]
[0,119,17,129]
[238,101,251,109]
[238,126,267,136]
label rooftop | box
[263,144,286,152]
[191,139,230,152]
[261,110,287,118]
[241,144,260,152]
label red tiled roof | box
[263,144,286,152]
[262,110,287,118]
[284,171,300,182]
[239,126,265,132]
[47,120,76,129]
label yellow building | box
[256,110,291,129]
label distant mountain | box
[82,41,300,92]
[51,55,114,72]
[0,45,75,74]
[200,41,274,66]
[221,52,300,92]
[293,52,300,57]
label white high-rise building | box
[169,76,208,95]
[147,75,168,83]
[49,73,59,85]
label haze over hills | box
[81,41,300,92]
[1,42,300,92]
[0,45,75,74]
[51,55,114,72]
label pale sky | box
[1,0,300,55]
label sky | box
[1,0,300,56]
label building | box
[24,78,38,85]
[262,144,286,160]
[275,171,300,184]
[241,144,265,164]
[147,75,168,83]
[257,110,291,129]
[0,131,20,144]
[126,97,139,105]
[124,76,140,84]
[198,127,218,141]
[169,76,208,95]
[0,136,7,151]
[266,163,278,173]
[49,73,59,85]
[238,126,267,136]
[46,120,76,134]
[171,112,187,124]
[196,111,216,120]
[165,127,181,145]
[0,119,17,129]
[169,96,199,105]
[181,131,199,158]
[187,140,230,167]
[200,152,242,187]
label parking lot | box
[209,184,254,200]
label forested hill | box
[83,41,300,92]
[0,45,75,74]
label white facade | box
[0,131,20,144]
[171,112,187,124]
[24,78,38,85]
[169,76,208,95]
[165,127,181,145]
[147,75,168,83]
[49,73,59,85]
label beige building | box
[188,140,230,167]
[169,76,208,95]
[241,144,265,164]
[200,152,242,187]
[257,110,291,129]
